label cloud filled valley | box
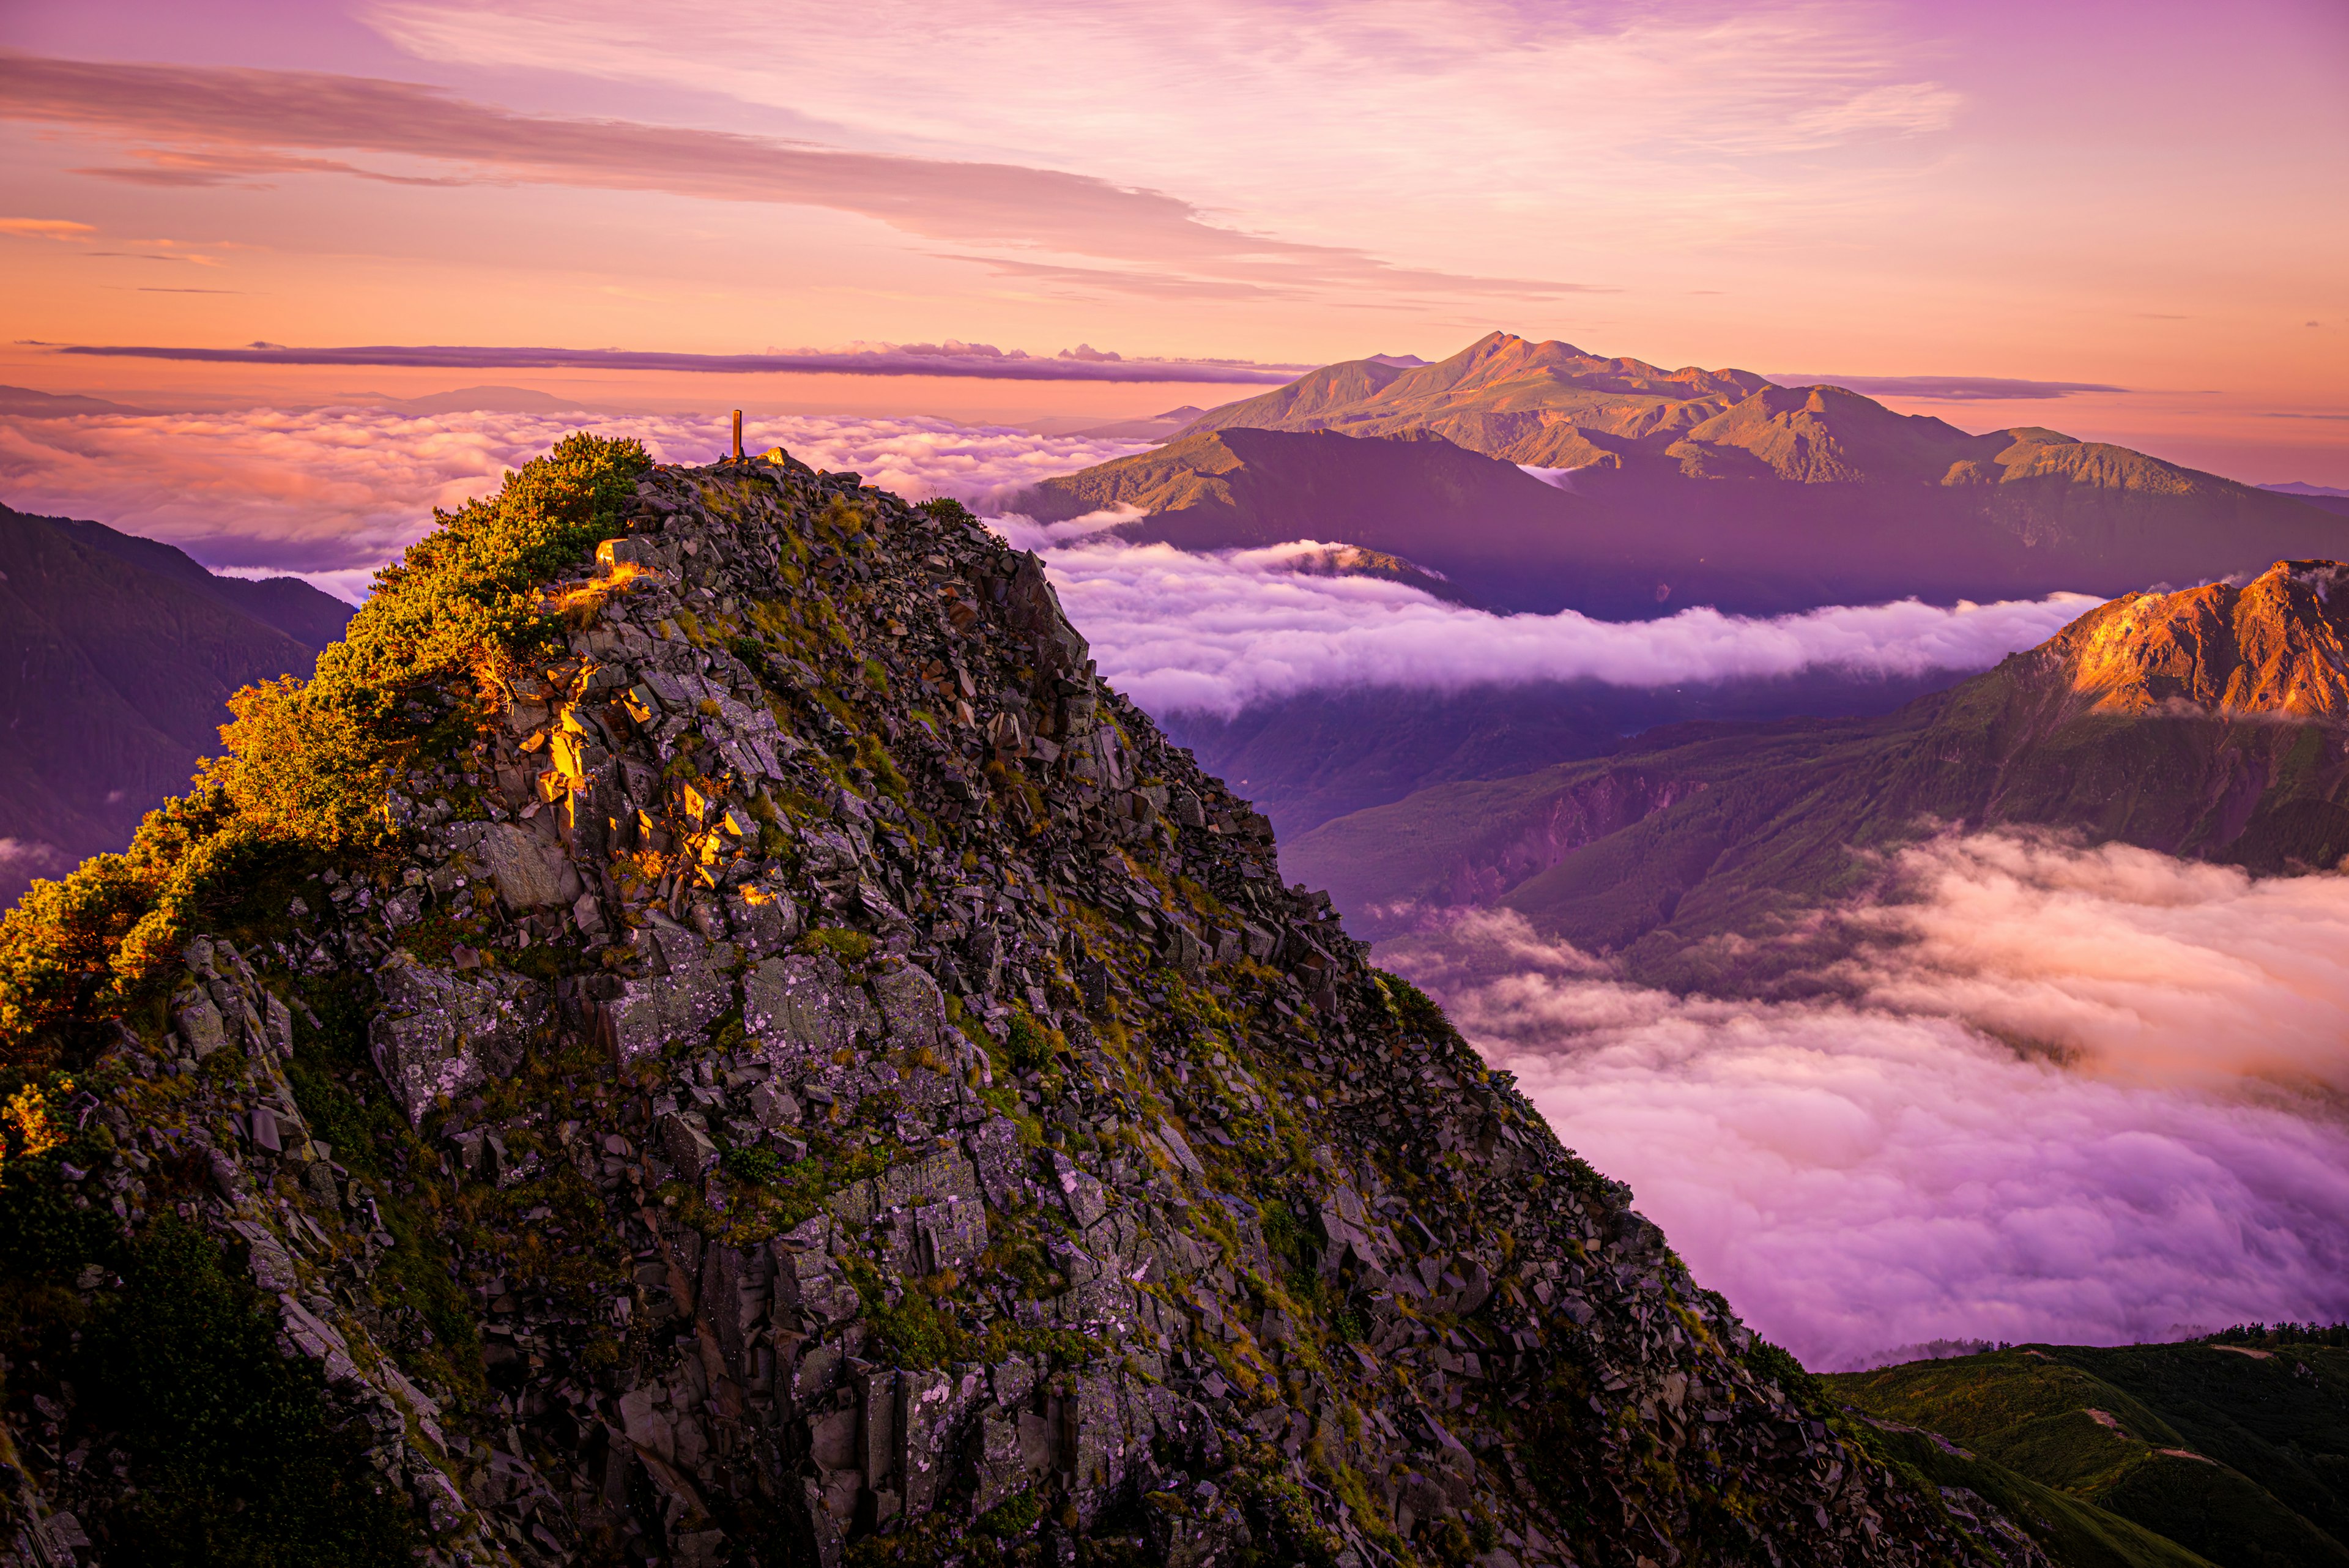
[993,518,2093,716]
[1,404,2090,700]
[7,403,2343,1369]
[0,406,1154,599]
[1384,834,2349,1370]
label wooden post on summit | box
[732,409,744,461]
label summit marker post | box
[732,409,744,461]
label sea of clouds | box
[0,406,1149,601]
[1,406,2090,702]
[1386,832,2349,1370]
[986,519,2093,716]
[9,403,2340,1365]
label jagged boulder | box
[369,951,547,1122]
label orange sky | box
[2,0,2344,481]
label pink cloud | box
[0,217,97,239]
[0,49,1584,302]
[989,522,2093,712]
[1386,836,2349,1369]
[0,406,1151,578]
[56,340,1303,385]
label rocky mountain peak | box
[0,444,2041,1566]
[2054,560,2349,719]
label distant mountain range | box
[1017,336,2345,619]
[0,505,352,905]
[2266,480,2349,517]
[1016,404,1211,441]
[1019,333,2349,858]
[0,384,153,418]
[1290,560,2349,984]
[1179,332,1775,469]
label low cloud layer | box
[1768,374,2131,402]
[1387,833,2349,1370]
[57,341,1304,386]
[3,408,2085,715]
[0,839,66,875]
[996,524,2093,715]
[1847,833,2349,1095]
[0,406,1149,589]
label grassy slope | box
[1282,713,1921,939]
[1830,1345,2349,1568]
[1857,1422,2216,1568]
[1304,633,2349,982]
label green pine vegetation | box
[0,434,653,1560]
[0,431,653,1060]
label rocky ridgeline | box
[3,453,2041,1567]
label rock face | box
[0,453,2039,1566]
[2044,560,2349,719]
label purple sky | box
[0,0,2342,478]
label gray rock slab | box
[370,954,548,1123]
[479,822,581,909]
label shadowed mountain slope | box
[1159,671,1954,841]
[36,508,357,650]
[0,504,351,906]
[1017,423,2347,620]
[1290,562,2349,974]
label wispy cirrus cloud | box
[53,340,1305,385]
[0,48,1584,303]
[73,145,469,189]
[1773,373,2132,401]
[365,0,1968,237]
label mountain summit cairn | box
[0,437,2041,1565]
